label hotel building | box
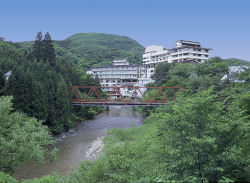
[87,59,146,99]
[143,40,211,78]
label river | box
[14,106,144,180]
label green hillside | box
[18,33,145,70]
[224,58,250,66]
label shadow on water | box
[13,106,144,180]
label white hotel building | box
[87,59,146,99]
[143,40,211,78]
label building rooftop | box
[171,46,212,50]
[4,71,12,76]
[145,45,164,53]
[177,40,200,44]
[92,64,141,68]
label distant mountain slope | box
[18,33,145,70]
[224,58,250,66]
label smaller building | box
[221,65,249,82]
[143,45,169,78]
[4,71,12,80]
[229,65,249,73]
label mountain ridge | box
[18,33,145,70]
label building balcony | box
[121,76,138,79]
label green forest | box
[0,32,103,134]
[0,33,250,182]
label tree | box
[0,172,17,183]
[152,62,171,85]
[43,32,56,66]
[33,32,44,61]
[239,91,250,120]
[0,71,5,94]
[0,96,56,174]
[239,68,250,83]
[196,57,228,77]
[53,75,71,132]
[156,90,249,182]
[32,32,56,66]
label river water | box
[14,106,144,180]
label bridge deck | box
[71,86,184,106]
[72,102,166,106]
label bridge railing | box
[71,86,184,106]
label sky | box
[0,0,250,61]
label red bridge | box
[72,86,184,106]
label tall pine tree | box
[43,32,56,66]
[33,32,44,61]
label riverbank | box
[13,106,144,180]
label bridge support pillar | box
[105,106,110,111]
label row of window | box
[101,80,137,85]
[173,48,209,52]
[93,67,138,71]
[102,84,117,86]
[174,59,204,62]
[144,52,209,61]
[94,71,137,74]
[96,75,137,78]
[152,58,167,62]
[172,54,209,58]
[151,55,167,59]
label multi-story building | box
[169,40,210,63]
[142,45,170,78]
[87,59,143,99]
[143,40,211,78]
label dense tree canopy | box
[0,96,55,173]
[154,91,249,182]
[1,33,103,134]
